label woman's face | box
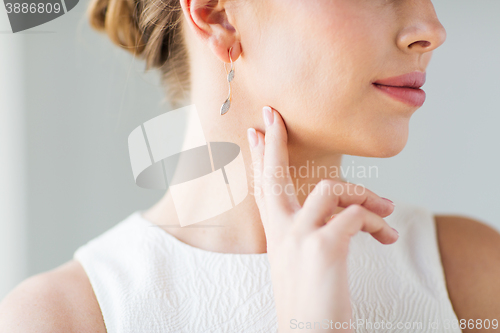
[235,0,446,158]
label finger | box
[247,126,285,242]
[320,204,399,245]
[297,179,395,230]
[247,128,265,209]
[261,106,301,216]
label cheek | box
[261,9,384,133]
[241,0,407,155]
[246,8,354,116]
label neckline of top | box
[132,200,407,258]
[133,210,270,258]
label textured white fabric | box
[74,200,462,333]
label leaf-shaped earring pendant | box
[220,47,235,116]
[220,98,231,116]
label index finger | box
[246,107,300,241]
[261,106,301,216]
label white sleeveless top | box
[74,200,462,333]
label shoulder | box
[434,214,500,325]
[0,260,106,333]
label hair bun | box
[87,0,146,56]
[86,0,189,107]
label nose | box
[396,2,447,54]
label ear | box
[180,0,242,63]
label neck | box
[141,101,345,254]
[142,157,345,255]
[142,33,346,254]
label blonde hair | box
[87,0,190,107]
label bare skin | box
[2,0,500,331]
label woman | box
[1,0,499,332]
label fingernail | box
[263,106,274,127]
[247,128,258,148]
[382,197,395,206]
[392,227,399,236]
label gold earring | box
[220,47,235,116]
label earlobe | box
[222,42,242,64]
[179,0,241,63]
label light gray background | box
[1,1,499,298]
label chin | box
[374,144,406,158]
[369,135,409,158]
[368,119,411,157]
[344,131,409,158]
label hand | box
[246,106,399,333]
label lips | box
[373,71,426,107]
